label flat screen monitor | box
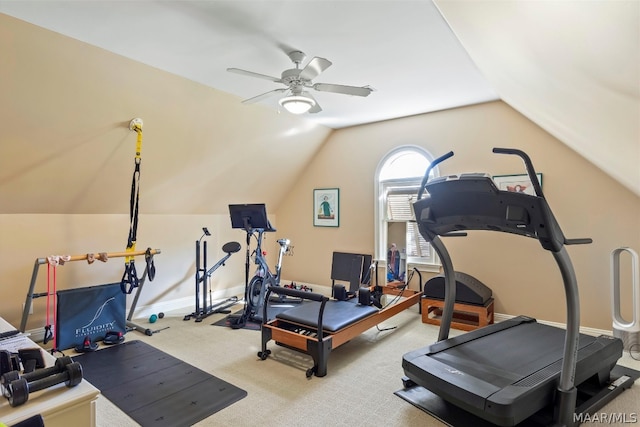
[228,203,274,231]
[331,252,372,293]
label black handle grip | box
[565,238,593,245]
[442,232,468,237]
[492,147,544,198]
[267,286,327,302]
[418,151,454,199]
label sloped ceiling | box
[0,0,498,128]
[436,0,640,197]
[1,0,638,197]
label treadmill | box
[401,148,634,426]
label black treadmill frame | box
[403,148,628,426]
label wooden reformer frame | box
[20,248,161,337]
[258,285,421,377]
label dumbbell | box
[1,356,74,395]
[5,361,83,407]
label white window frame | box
[374,145,440,273]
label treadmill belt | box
[402,319,624,426]
[429,322,593,387]
[396,365,639,427]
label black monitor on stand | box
[229,203,275,232]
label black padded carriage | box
[276,300,378,332]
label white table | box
[0,318,99,427]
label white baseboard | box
[26,284,613,342]
[125,284,248,319]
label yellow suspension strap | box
[121,118,155,293]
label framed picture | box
[493,173,543,196]
[313,188,339,227]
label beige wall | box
[276,101,640,330]
[1,13,638,332]
[0,213,251,330]
[1,14,322,328]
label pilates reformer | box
[258,283,421,378]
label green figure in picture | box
[319,195,333,219]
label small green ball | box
[149,314,158,323]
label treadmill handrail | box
[492,147,544,198]
[417,151,453,199]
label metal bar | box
[34,248,161,264]
[19,259,44,332]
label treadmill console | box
[413,153,570,252]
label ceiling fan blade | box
[227,68,282,83]
[241,88,288,104]
[307,93,322,114]
[299,57,332,81]
[313,83,373,97]
[309,103,322,114]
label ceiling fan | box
[227,50,373,114]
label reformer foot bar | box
[20,248,161,336]
[258,285,421,377]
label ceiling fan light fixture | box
[279,95,316,114]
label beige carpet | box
[94,304,640,427]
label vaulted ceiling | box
[1,0,638,196]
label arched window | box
[374,146,440,280]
